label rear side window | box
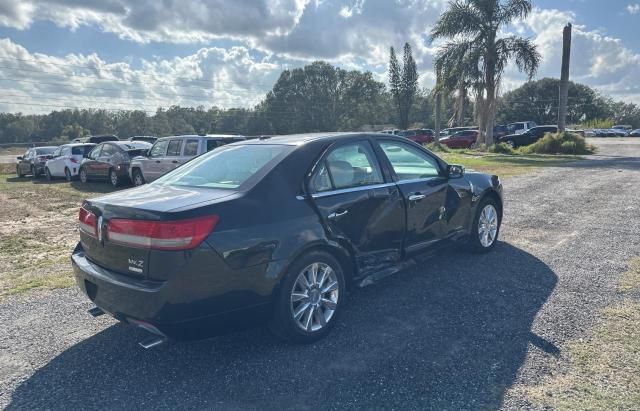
[183,139,199,156]
[379,141,441,181]
[167,139,183,156]
[154,144,291,189]
[312,141,383,192]
[101,144,117,156]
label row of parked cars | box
[585,126,640,137]
[15,134,246,187]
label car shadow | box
[7,242,556,410]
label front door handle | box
[408,193,426,201]
[328,210,348,220]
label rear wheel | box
[465,197,501,253]
[505,140,516,149]
[132,169,145,186]
[45,167,52,181]
[64,168,72,182]
[109,169,120,187]
[270,250,345,344]
[79,167,88,184]
[30,166,38,178]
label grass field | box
[438,151,581,177]
[0,174,115,299]
[518,257,640,409]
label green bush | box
[489,142,516,154]
[519,131,595,155]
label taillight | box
[106,215,219,250]
[79,206,98,237]
[69,157,79,163]
[37,156,47,162]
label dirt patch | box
[0,175,115,298]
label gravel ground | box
[1,138,639,410]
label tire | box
[16,166,24,178]
[45,167,52,181]
[109,169,120,187]
[31,166,38,178]
[505,140,516,149]
[64,168,72,182]
[465,197,501,253]
[270,250,345,344]
[79,167,88,184]
[132,168,145,187]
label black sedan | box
[79,141,151,187]
[72,133,503,345]
[498,125,558,148]
[16,146,57,177]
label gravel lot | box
[1,138,639,410]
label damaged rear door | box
[309,140,405,273]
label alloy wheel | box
[110,170,118,187]
[290,262,339,332]
[478,204,499,247]
[133,171,144,186]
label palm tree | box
[431,0,541,146]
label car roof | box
[62,143,96,147]
[106,141,152,149]
[156,134,244,141]
[34,146,57,150]
[227,132,418,147]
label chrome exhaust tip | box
[128,318,168,349]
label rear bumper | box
[71,243,273,339]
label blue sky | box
[0,0,638,114]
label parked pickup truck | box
[129,134,245,186]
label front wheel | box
[65,168,72,182]
[505,140,516,149]
[79,168,88,184]
[270,251,345,344]
[132,169,145,186]
[109,169,120,187]
[465,198,501,253]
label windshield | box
[154,144,291,189]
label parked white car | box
[44,143,96,181]
[129,134,245,186]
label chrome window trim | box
[395,176,442,185]
[303,182,396,199]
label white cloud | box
[0,38,285,114]
[627,3,640,14]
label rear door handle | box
[408,193,426,201]
[328,210,348,220]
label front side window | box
[321,141,383,190]
[379,141,441,181]
[166,139,183,156]
[149,140,169,158]
[155,144,291,189]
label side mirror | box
[16,156,23,160]
[448,164,465,179]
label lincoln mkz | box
[71,133,503,346]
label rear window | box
[71,145,94,155]
[36,147,56,155]
[154,144,291,189]
[126,149,148,157]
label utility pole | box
[558,23,572,132]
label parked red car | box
[439,130,479,149]
[399,129,435,144]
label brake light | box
[106,215,219,250]
[37,156,47,162]
[69,157,79,163]
[79,206,98,237]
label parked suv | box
[79,141,152,187]
[16,146,57,178]
[507,121,537,135]
[45,143,96,181]
[129,134,245,186]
